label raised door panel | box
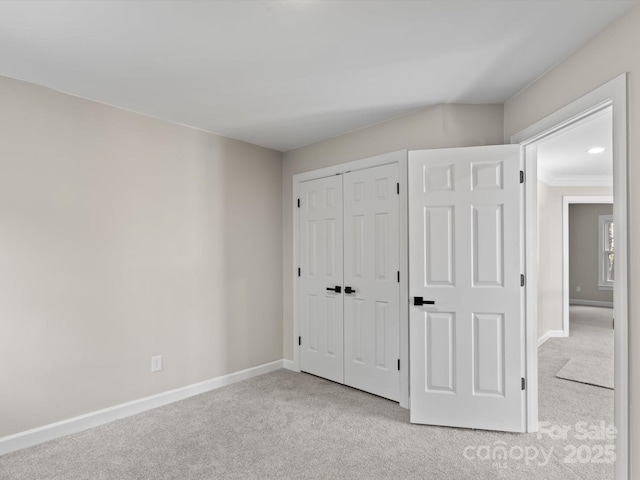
[472,204,504,287]
[425,311,456,393]
[424,206,455,287]
[472,313,505,396]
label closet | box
[298,163,400,401]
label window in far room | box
[598,214,614,290]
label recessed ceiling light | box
[588,147,605,154]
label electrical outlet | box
[151,355,162,372]
[576,286,581,292]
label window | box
[598,214,614,290]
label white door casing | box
[408,145,525,432]
[343,164,400,401]
[299,175,344,383]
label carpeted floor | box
[0,306,614,479]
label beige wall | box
[504,4,640,473]
[282,103,504,360]
[0,76,283,437]
[537,182,613,338]
[569,203,614,304]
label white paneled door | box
[344,164,400,401]
[299,164,400,401]
[299,175,344,383]
[408,145,525,432]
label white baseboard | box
[283,359,297,371]
[569,299,614,308]
[538,330,565,347]
[0,359,286,456]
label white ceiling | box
[537,108,613,186]
[0,1,636,152]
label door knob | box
[344,286,356,294]
[326,286,342,293]
[414,297,435,306]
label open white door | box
[299,176,344,383]
[408,145,526,432]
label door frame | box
[562,195,614,337]
[292,150,410,408]
[511,74,628,479]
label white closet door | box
[299,176,344,383]
[408,145,525,432]
[343,164,400,401]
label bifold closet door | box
[299,175,344,383]
[343,164,400,401]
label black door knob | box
[345,286,356,294]
[326,286,342,293]
[414,297,435,306]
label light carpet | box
[0,306,614,479]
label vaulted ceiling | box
[0,1,636,151]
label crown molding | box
[538,169,612,187]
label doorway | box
[535,106,614,341]
[534,107,615,477]
[512,74,628,479]
[563,196,614,336]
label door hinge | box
[298,336,301,346]
[398,359,400,371]
[520,171,525,184]
[397,271,400,283]
[297,198,300,208]
[521,274,525,287]
[397,183,400,194]
[521,377,526,390]
[298,268,301,277]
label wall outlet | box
[151,355,162,372]
[576,286,581,292]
